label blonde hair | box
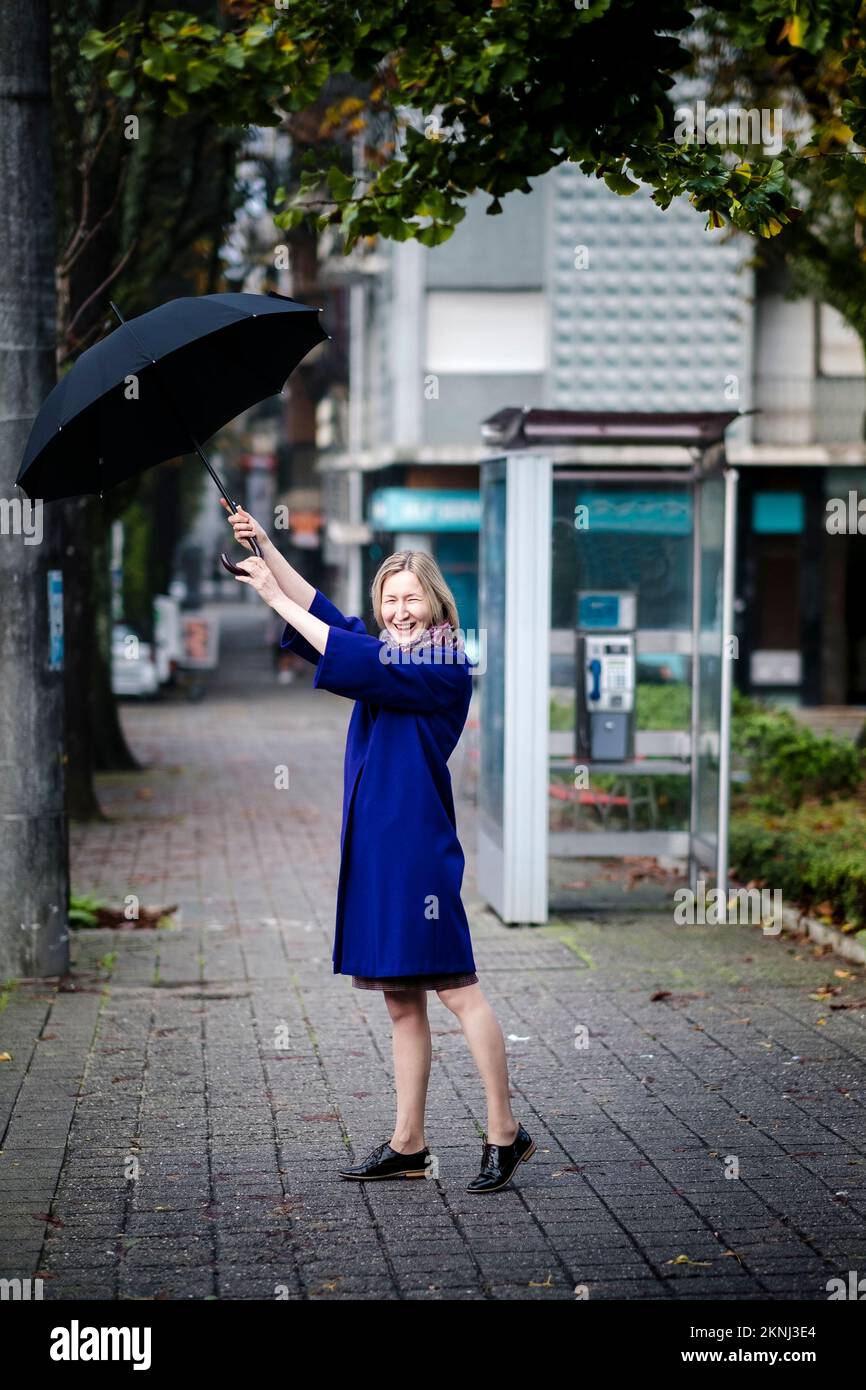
[371,550,459,632]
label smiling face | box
[380,568,434,646]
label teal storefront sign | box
[575,491,692,534]
[369,488,480,532]
[752,491,804,534]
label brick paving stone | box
[0,603,864,1301]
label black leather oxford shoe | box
[466,1121,535,1193]
[338,1140,430,1180]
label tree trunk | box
[0,1,69,977]
[57,75,141,812]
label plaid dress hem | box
[351,971,478,991]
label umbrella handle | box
[220,548,261,576]
[219,495,264,568]
[219,493,264,574]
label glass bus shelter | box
[476,408,740,924]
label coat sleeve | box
[312,624,472,712]
[280,588,367,664]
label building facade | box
[316,164,866,707]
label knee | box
[436,983,480,1016]
[386,989,428,1024]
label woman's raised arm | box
[221,500,315,610]
[260,534,316,610]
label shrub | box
[68,893,105,928]
[729,811,866,928]
[732,697,862,808]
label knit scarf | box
[380,621,465,657]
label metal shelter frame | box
[476,408,741,926]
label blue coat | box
[280,589,476,979]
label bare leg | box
[436,984,518,1145]
[383,988,431,1153]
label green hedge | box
[635,681,691,731]
[729,693,866,926]
[732,690,863,809]
[550,681,692,732]
[729,808,866,930]
[550,680,866,925]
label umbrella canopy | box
[16,291,328,503]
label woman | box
[222,500,534,1194]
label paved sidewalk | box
[2,604,866,1301]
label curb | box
[776,900,866,967]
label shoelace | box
[480,1132,521,1172]
[479,1141,500,1175]
[363,1142,389,1164]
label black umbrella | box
[16,290,328,570]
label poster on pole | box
[178,611,219,669]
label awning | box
[481,407,743,449]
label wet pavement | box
[1,600,866,1300]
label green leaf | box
[603,169,641,196]
[165,88,190,117]
[80,30,115,62]
[375,161,402,193]
[326,165,355,202]
[242,23,271,49]
[142,53,166,80]
[107,68,135,99]
[274,206,308,231]
[68,908,99,927]
[416,188,448,218]
[223,42,246,70]
[416,222,456,246]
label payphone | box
[576,591,637,762]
